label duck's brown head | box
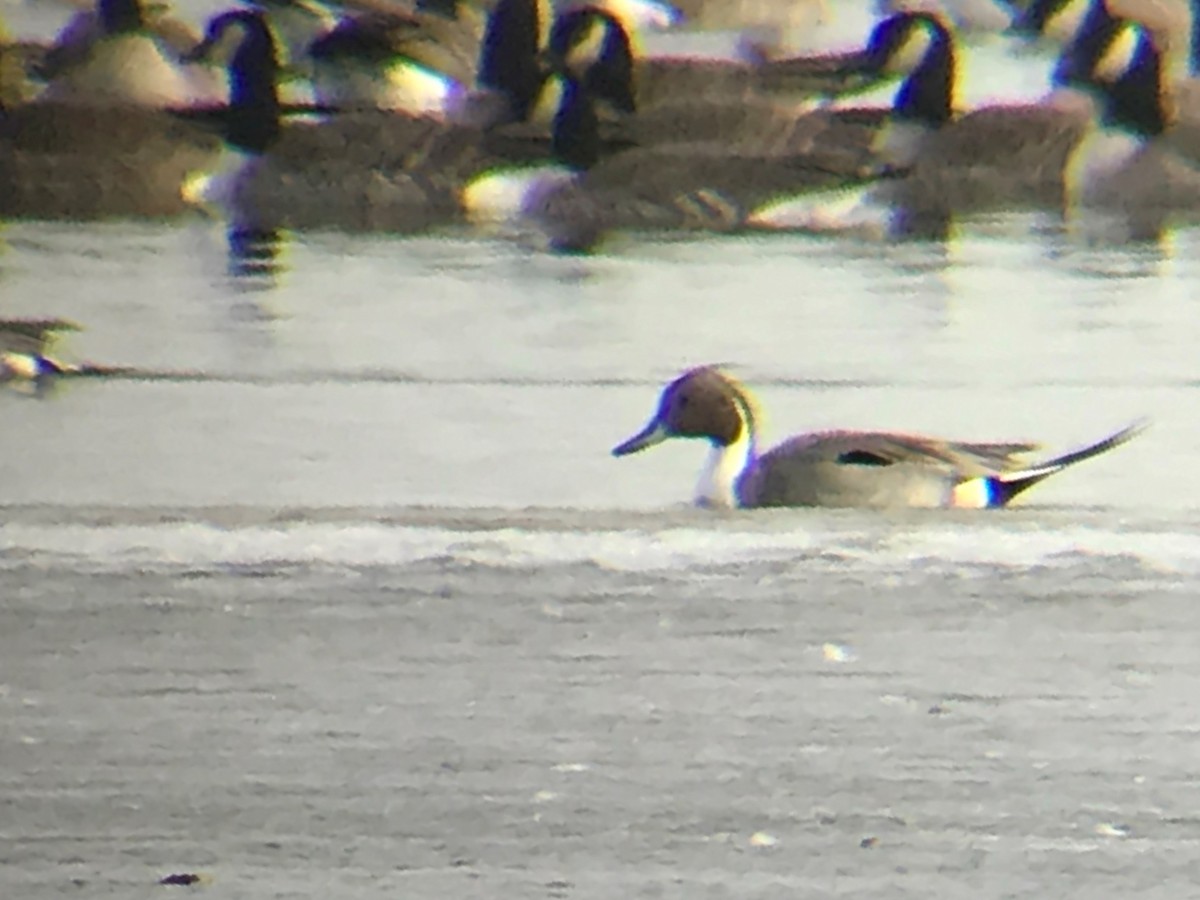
[612,366,755,455]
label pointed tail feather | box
[990,420,1149,507]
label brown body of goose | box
[0,104,220,219]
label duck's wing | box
[744,424,1144,508]
[765,429,1040,476]
[740,429,1040,508]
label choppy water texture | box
[6,0,1200,894]
[4,214,1200,899]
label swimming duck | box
[613,365,1147,509]
[747,11,1094,238]
[0,318,81,386]
[35,0,224,107]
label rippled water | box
[7,0,1200,894]
[5,215,1200,898]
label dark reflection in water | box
[226,226,287,283]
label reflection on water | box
[0,214,1194,516]
[225,225,287,283]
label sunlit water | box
[7,1,1200,896]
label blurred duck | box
[747,11,1097,238]
[0,319,82,387]
[612,365,1146,510]
[35,0,225,106]
[1065,19,1200,238]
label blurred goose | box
[241,0,338,76]
[879,0,1019,36]
[463,13,880,249]
[668,0,829,35]
[307,0,487,115]
[613,365,1146,509]
[747,11,1095,238]
[1014,0,1194,80]
[0,26,46,109]
[36,0,224,106]
[181,8,508,233]
[1065,19,1200,237]
[304,0,681,118]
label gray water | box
[8,0,1200,895]
[5,216,1200,899]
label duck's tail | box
[990,419,1149,507]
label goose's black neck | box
[478,0,546,121]
[892,23,954,128]
[1101,31,1168,138]
[1052,0,1120,88]
[221,12,283,153]
[99,0,146,35]
[552,77,600,170]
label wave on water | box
[0,506,1197,579]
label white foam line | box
[3,519,1200,576]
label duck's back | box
[739,430,1038,509]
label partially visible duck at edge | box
[613,365,1147,510]
[0,319,82,387]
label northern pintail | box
[0,319,81,385]
[747,11,1095,237]
[613,366,1147,510]
[35,0,224,106]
